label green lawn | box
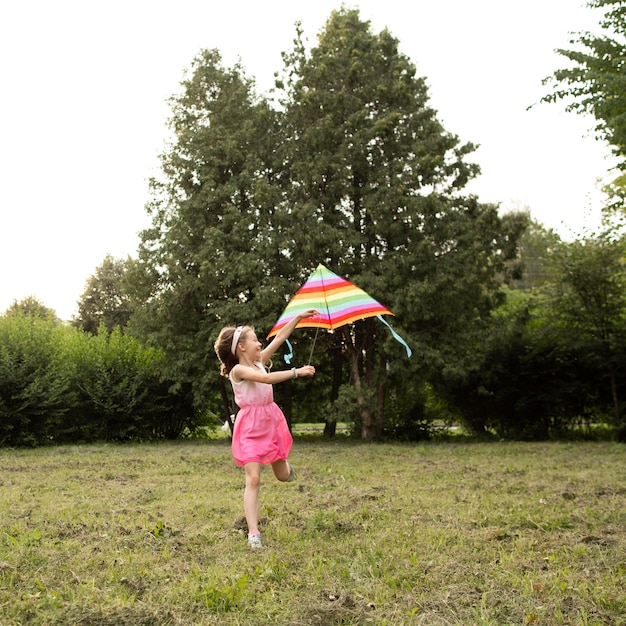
[1,438,625,625]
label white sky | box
[0,0,616,320]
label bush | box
[0,317,204,446]
[436,291,621,441]
[382,380,436,441]
[0,316,70,446]
[61,326,202,442]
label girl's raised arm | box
[260,309,318,363]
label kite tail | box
[283,339,294,364]
[377,315,412,358]
[283,331,320,365]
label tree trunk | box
[324,340,344,438]
[602,338,621,435]
[323,420,337,437]
[345,341,374,439]
[375,354,386,435]
[358,379,374,439]
[609,364,621,430]
[359,318,383,439]
[219,377,235,435]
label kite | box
[267,264,411,361]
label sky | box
[0,0,617,320]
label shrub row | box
[0,316,203,446]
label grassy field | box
[0,437,625,625]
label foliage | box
[439,250,626,441]
[542,0,626,203]
[549,229,626,436]
[128,9,525,438]
[0,316,204,446]
[0,315,69,446]
[506,214,561,291]
[379,377,434,442]
[542,0,626,160]
[4,296,59,323]
[73,254,132,334]
[61,326,190,442]
[426,212,626,440]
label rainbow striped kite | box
[267,264,411,358]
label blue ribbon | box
[377,316,412,358]
[283,319,411,363]
[283,339,294,364]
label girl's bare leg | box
[243,462,261,534]
[271,459,293,482]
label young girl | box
[214,310,317,548]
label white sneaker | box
[248,533,262,548]
[286,463,295,482]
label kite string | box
[308,325,320,365]
[307,271,330,365]
[308,281,328,365]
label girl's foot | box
[286,463,295,482]
[248,532,262,548]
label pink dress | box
[230,362,293,467]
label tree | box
[127,49,294,417]
[542,0,626,173]
[128,11,524,438]
[4,296,58,322]
[550,228,626,436]
[506,214,561,291]
[74,254,132,334]
[276,9,524,437]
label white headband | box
[231,326,244,355]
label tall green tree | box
[128,50,295,414]
[542,0,626,182]
[129,10,524,438]
[276,9,524,437]
[74,254,132,334]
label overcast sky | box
[0,0,616,320]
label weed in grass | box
[196,573,249,614]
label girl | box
[214,310,316,548]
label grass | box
[0,437,625,625]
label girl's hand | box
[297,365,316,378]
[297,309,319,321]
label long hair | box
[214,325,250,376]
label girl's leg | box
[243,462,261,535]
[271,459,294,482]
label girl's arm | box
[260,308,318,364]
[232,363,315,385]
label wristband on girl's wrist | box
[292,367,297,379]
